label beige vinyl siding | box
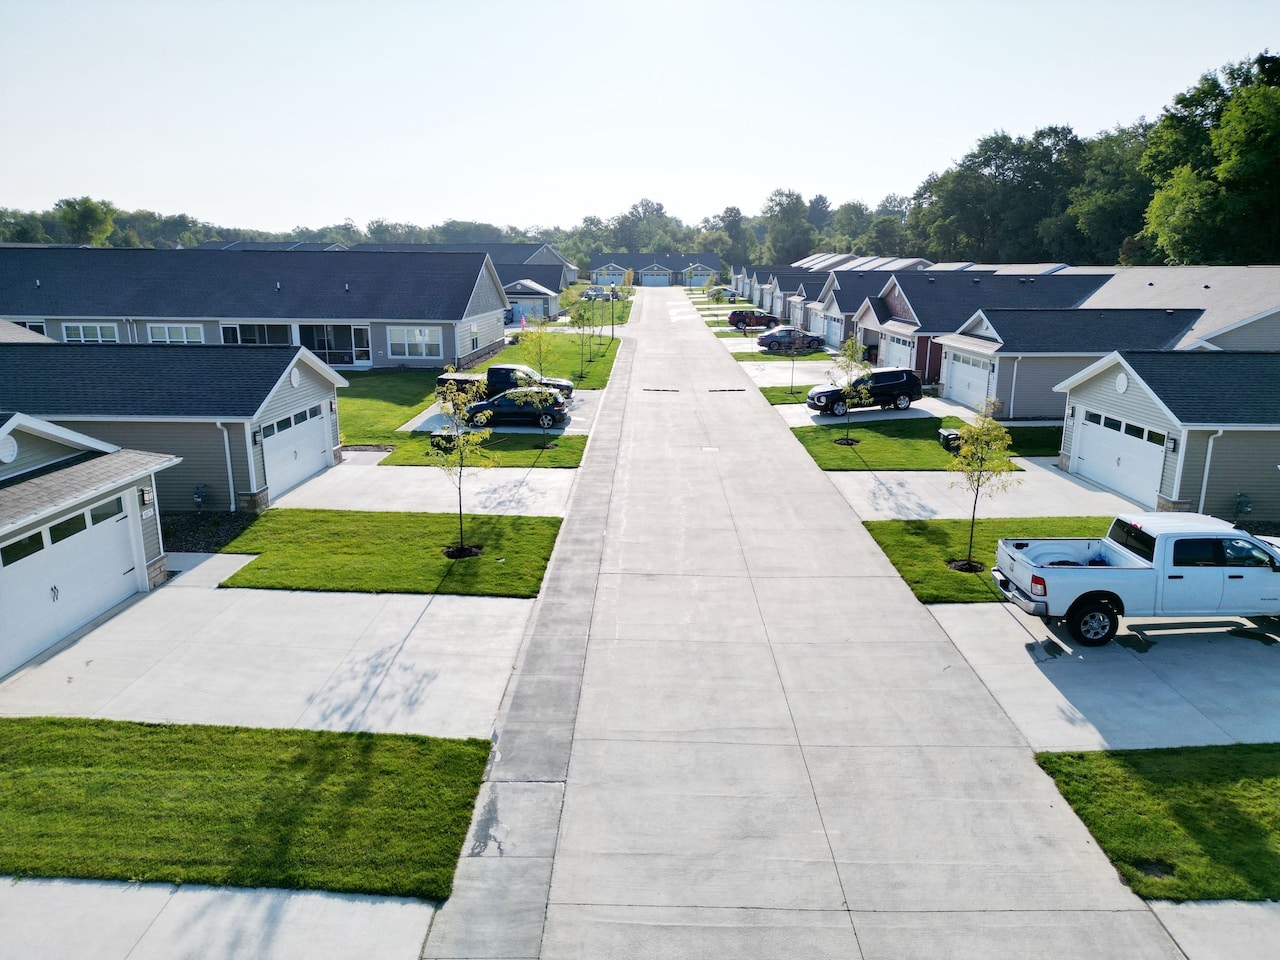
[0,432,84,482]
[48,420,247,512]
[1203,311,1280,350]
[1197,431,1280,520]
[1006,357,1096,420]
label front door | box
[353,326,372,369]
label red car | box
[727,309,779,330]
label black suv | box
[727,308,779,330]
[806,367,922,415]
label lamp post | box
[610,283,616,340]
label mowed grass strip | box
[339,369,440,445]
[0,718,489,900]
[794,417,1062,470]
[1038,743,1280,901]
[496,333,620,390]
[761,385,816,405]
[864,516,1112,603]
[731,349,829,362]
[380,433,586,467]
[220,509,561,597]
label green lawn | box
[498,332,620,390]
[793,417,1062,470]
[220,509,562,597]
[339,369,440,445]
[380,433,586,467]
[0,717,488,900]
[731,349,831,362]
[1038,743,1280,901]
[864,516,1112,603]
[761,385,816,405]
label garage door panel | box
[263,411,330,497]
[1074,420,1163,507]
[946,355,991,411]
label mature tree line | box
[3,52,1275,267]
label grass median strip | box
[379,433,586,467]
[1038,743,1280,901]
[864,516,1111,603]
[220,509,561,597]
[794,417,1063,470]
[761,385,816,405]
[0,718,489,900]
[731,349,829,362]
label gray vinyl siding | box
[47,419,248,513]
[1005,357,1096,420]
[1204,311,1280,349]
[1177,431,1210,504]
[0,432,82,482]
[1188,431,1280,521]
[369,321,451,369]
[139,480,162,560]
[465,272,508,318]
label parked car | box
[466,386,568,429]
[806,366,922,414]
[727,309,779,330]
[756,326,824,352]
[710,286,737,302]
[438,363,574,400]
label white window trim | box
[148,323,204,344]
[63,322,119,343]
[387,326,443,359]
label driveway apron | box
[427,289,1183,959]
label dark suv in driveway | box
[727,309,779,330]
[806,367,923,414]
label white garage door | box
[0,495,139,678]
[946,353,992,411]
[882,334,912,370]
[263,406,331,498]
[641,274,670,286]
[686,272,713,288]
[1073,413,1166,507]
[826,317,844,346]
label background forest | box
[3,53,1276,270]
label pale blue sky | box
[2,0,1277,232]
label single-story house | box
[934,307,1201,418]
[1,412,180,679]
[589,253,723,288]
[0,248,511,370]
[765,272,821,318]
[851,272,1113,381]
[0,343,347,514]
[494,263,567,324]
[1055,351,1280,521]
[354,242,579,288]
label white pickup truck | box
[992,513,1280,646]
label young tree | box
[831,337,873,444]
[424,371,494,557]
[947,400,1022,570]
[569,303,594,378]
[516,318,553,378]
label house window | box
[49,513,88,544]
[15,321,46,335]
[308,405,322,419]
[222,323,292,345]
[470,323,479,352]
[1084,411,1102,425]
[90,497,124,524]
[1103,416,1122,431]
[387,326,443,359]
[261,423,276,439]
[1,531,44,566]
[148,324,203,344]
[63,323,118,343]
[275,417,292,433]
[1147,430,1167,448]
[293,411,308,426]
[1124,423,1145,439]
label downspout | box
[216,421,237,513]
[243,422,259,493]
[1198,429,1225,513]
[1007,357,1019,419]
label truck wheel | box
[1068,602,1118,646]
[832,400,847,417]
[894,394,912,410]
[537,413,556,429]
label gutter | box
[1198,429,1225,513]
[216,421,237,512]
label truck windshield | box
[1107,519,1156,563]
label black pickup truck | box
[437,363,575,400]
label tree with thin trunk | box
[424,370,493,558]
[517,319,553,378]
[832,337,873,444]
[947,399,1022,570]
[569,303,593,378]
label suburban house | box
[0,248,510,370]
[1055,351,1280,521]
[354,242,579,288]
[1,319,53,343]
[737,265,792,304]
[0,412,180,679]
[494,263,567,325]
[589,253,722,288]
[812,271,931,352]
[197,240,350,252]
[763,272,822,318]
[0,343,347,514]
[933,308,1202,418]
[851,272,1114,381]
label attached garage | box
[0,414,179,679]
[881,332,914,370]
[640,271,671,286]
[1070,411,1166,507]
[684,269,715,288]
[262,404,331,498]
[945,352,994,411]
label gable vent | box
[276,281,281,291]
[35,279,40,288]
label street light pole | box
[610,283,616,340]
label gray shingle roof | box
[829,272,899,313]
[354,242,547,261]
[1,447,180,532]
[0,248,490,321]
[891,273,1113,332]
[588,252,723,272]
[977,308,1202,353]
[0,343,308,419]
[1120,351,1280,425]
[493,263,566,293]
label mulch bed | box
[162,511,259,553]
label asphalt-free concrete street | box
[4,288,1280,959]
